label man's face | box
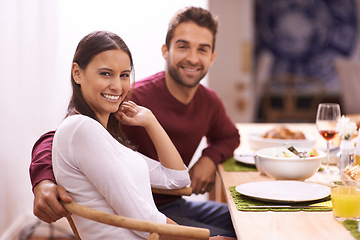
[162,22,216,88]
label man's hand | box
[33,180,72,223]
[189,156,216,194]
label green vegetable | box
[282,152,291,158]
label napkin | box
[229,186,332,212]
[343,220,360,240]
[222,157,258,172]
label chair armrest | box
[151,187,193,196]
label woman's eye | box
[100,72,111,76]
[120,73,130,78]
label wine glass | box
[316,103,341,174]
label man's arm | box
[30,131,56,188]
[30,131,72,223]
[202,94,240,165]
[190,94,240,194]
[33,180,72,223]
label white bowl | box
[255,147,326,181]
[247,133,316,150]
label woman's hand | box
[115,101,155,128]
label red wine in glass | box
[319,130,338,141]
[316,103,341,175]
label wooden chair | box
[261,74,324,123]
[334,58,360,115]
[63,187,210,240]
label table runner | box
[343,220,360,240]
[223,157,258,172]
[229,186,332,212]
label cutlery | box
[247,205,330,209]
[285,144,307,158]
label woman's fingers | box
[120,101,139,117]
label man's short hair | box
[165,6,219,52]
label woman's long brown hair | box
[67,31,134,147]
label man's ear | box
[72,62,81,84]
[210,50,216,66]
[161,44,169,61]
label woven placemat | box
[229,186,332,212]
[343,220,360,240]
[223,157,258,172]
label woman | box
[52,31,190,239]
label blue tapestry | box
[255,0,358,93]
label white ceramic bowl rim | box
[255,147,326,161]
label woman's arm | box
[116,101,186,171]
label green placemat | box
[223,157,258,172]
[343,220,360,240]
[229,186,332,212]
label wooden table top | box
[217,123,354,240]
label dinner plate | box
[247,133,316,150]
[234,154,255,165]
[235,181,330,203]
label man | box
[30,7,239,237]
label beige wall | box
[209,0,255,123]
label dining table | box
[216,122,355,240]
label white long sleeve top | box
[52,115,190,239]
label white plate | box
[247,133,316,150]
[235,181,330,203]
[234,154,255,165]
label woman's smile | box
[102,93,121,102]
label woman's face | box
[73,49,131,126]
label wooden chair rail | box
[63,187,210,240]
[63,201,209,240]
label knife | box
[247,205,331,209]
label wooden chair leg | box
[66,216,81,240]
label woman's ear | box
[72,62,81,84]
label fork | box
[285,144,307,158]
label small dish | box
[247,133,316,150]
[234,154,255,165]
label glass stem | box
[326,140,330,171]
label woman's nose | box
[109,77,122,91]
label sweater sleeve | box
[29,131,56,189]
[202,95,240,165]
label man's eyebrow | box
[175,39,212,48]
[175,39,190,45]
[199,44,211,49]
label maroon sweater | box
[30,71,240,206]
